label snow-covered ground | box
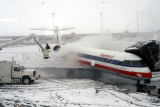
[1,45,160,107]
[1,79,160,107]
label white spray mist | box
[71,34,135,52]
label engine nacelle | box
[53,45,61,51]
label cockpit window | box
[123,60,146,66]
[132,61,142,66]
[123,60,131,65]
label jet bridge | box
[125,40,159,71]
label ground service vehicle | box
[136,84,160,98]
[0,59,39,85]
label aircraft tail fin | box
[30,26,74,45]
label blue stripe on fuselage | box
[78,53,147,68]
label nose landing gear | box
[136,80,150,92]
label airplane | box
[73,46,152,81]
[0,26,158,91]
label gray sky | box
[0,0,160,36]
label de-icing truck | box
[0,59,39,85]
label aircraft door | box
[113,60,120,75]
[113,60,119,69]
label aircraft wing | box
[29,28,54,31]
[0,35,34,50]
[58,28,75,31]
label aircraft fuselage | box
[70,46,152,81]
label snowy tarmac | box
[0,78,160,107]
[1,45,160,106]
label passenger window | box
[102,58,104,62]
[96,57,99,61]
[114,60,119,65]
[108,59,112,63]
[112,60,114,64]
[106,59,108,63]
[103,58,106,62]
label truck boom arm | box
[32,34,45,52]
[0,34,44,52]
[0,35,33,50]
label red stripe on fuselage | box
[79,60,152,79]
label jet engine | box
[53,45,61,51]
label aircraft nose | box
[136,72,152,79]
[142,72,152,79]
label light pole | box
[52,13,55,27]
[52,13,56,43]
[100,13,103,34]
[136,12,139,33]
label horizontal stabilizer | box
[29,27,74,31]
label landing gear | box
[136,80,140,86]
[144,79,151,84]
[136,81,143,92]
[136,80,151,92]
[136,83,146,92]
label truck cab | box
[12,64,37,84]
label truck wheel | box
[23,77,31,85]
